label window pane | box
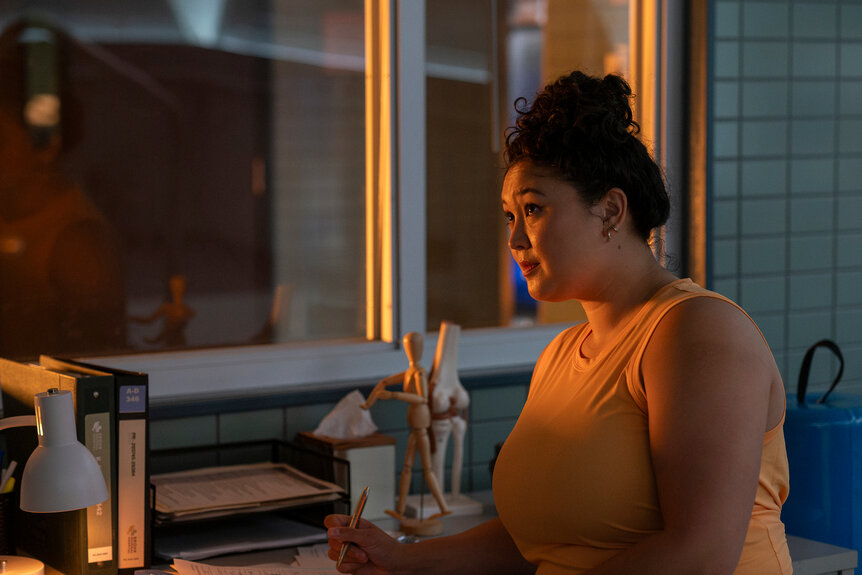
[426,0,632,330]
[0,1,366,360]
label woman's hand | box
[325,514,418,574]
[326,515,534,575]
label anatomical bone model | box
[428,321,470,497]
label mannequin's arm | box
[363,372,405,408]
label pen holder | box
[0,490,16,554]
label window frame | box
[86,0,682,406]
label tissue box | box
[296,432,396,521]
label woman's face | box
[501,161,605,303]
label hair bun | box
[504,70,669,240]
[559,72,638,145]
[598,73,638,138]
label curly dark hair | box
[505,71,669,240]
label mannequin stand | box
[396,516,444,537]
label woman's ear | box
[599,187,628,228]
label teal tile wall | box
[841,82,862,115]
[741,198,786,234]
[842,45,862,76]
[793,43,837,77]
[794,81,836,114]
[220,408,284,442]
[711,0,862,394]
[742,159,787,196]
[285,402,336,440]
[715,81,740,116]
[741,276,786,312]
[790,159,833,194]
[743,42,789,76]
[713,160,739,195]
[793,2,837,37]
[150,377,532,496]
[150,415,217,450]
[789,274,833,310]
[743,80,788,116]
[743,2,789,37]
[790,198,833,233]
[839,158,862,191]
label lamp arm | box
[0,415,37,431]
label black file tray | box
[150,439,351,529]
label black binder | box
[39,357,151,575]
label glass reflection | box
[0,1,365,360]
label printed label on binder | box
[85,412,113,563]
[119,418,146,568]
[119,385,146,414]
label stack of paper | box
[172,557,338,575]
[291,543,337,569]
[165,543,338,575]
[154,515,329,561]
[152,462,345,524]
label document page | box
[172,558,337,575]
[292,544,337,569]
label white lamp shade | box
[19,389,108,513]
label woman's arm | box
[587,297,778,575]
[326,515,535,575]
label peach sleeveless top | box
[493,279,791,574]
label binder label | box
[119,385,146,414]
[85,412,113,564]
[118,419,146,568]
[88,546,113,564]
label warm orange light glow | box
[364,0,393,342]
[629,0,664,264]
[629,0,658,149]
[688,0,709,287]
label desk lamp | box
[0,388,109,575]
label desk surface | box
[789,535,858,575]
[204,535,857,573]
[202,493,496,568]
[171,493,858,574]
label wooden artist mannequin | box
[363,332,451,533]
[131,274,195,347]
[429,321,470,498]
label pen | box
[0,477,14,494]
[336,486,369,568]
[0,460,16,493]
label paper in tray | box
[152,461,345,524]
[154,513,328,561]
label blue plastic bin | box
[782,340,861,554]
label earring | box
[606,225,618,240]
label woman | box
[326,71,791,574]
[0,21,127,358]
